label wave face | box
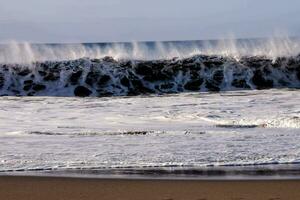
[0,54,299,97]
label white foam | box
[0,89,299,171]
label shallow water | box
[0,89,299,173]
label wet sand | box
[1,176,300,200]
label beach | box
[1,176,300,200]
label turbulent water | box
[0,39,300,177]
[0,89,299,174]
[0,55,300,97]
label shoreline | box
[1,175,300,200]
[3,173,300,181]
[2,163,300,180]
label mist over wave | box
[1,37,300,64]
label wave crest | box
[1,37,300,64]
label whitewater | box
[0,38,299,177]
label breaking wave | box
[0,38,299,97]
[0,55,299,97]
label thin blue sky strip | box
[0,0,299,42]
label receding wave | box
[0,54,299,97]
[27,130,151,136]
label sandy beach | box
[1,176,300,200]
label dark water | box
[0,55,299,97]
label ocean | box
[0,38,299,179]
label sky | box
[0,0,300,43]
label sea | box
[0,38,299,179]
